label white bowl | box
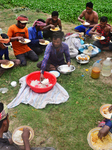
[49,71,60,78]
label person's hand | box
[39,39,45,43]
[50,24,55,29]
[67,62,71,67]
[22,128,31,150]
[8,138,13,144]
[98,125,110,139]
[110,27,112,33]
[0,42,7,49]
[0,38,10,44]
[17,37,25,42]
[0,59,10,65]
[40,73,45,81]
[81,20,85,23]
[22,128,30,141]
[95,32,101,36]
[108,105,112,113]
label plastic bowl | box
[49,71,60,78]
[26,71,57,93]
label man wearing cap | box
[0,33,20,77]
[0,102,56,150]
[7,15,38,66]
[28,20,46,55]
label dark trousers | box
[43,30,53,39]
[31,46,45,55]
[16,50,38,66]
[37,60,51,71]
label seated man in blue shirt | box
[37,31,71,81]
[28,19,55,55]
[28,20,46,55]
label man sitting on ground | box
[7,15,38,66]
[89,16,112,51]
[74,1,98,37]
[28,20,47,55]
[37,31,71,81]
[0,102,55,150]
[43,11,62,39]
[0,102,30,150]
[0,34,20,77]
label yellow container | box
[91,67,100,79]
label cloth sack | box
[64,33,84,58]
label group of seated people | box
[0,2,112,148]
[0,11,63,77]
[74,1,112,51]
[1,1,112,77]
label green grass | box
[0,7,112,150]
[1,49,112,149]
[1,0,112,24]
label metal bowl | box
[57,65,75,74]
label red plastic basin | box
[26,71,57,93]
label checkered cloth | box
[0,104,8,121]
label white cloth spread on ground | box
[8,75,69,109]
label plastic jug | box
[102,57,112,77]
[91,60,101,79]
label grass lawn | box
[0,8,112,150]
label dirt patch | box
[62,22,75,34]
[34,129,56,147]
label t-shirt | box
[7,24,31,56]
[0,138,20,150]
[28,26,43,48]
[41,42,70,74]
